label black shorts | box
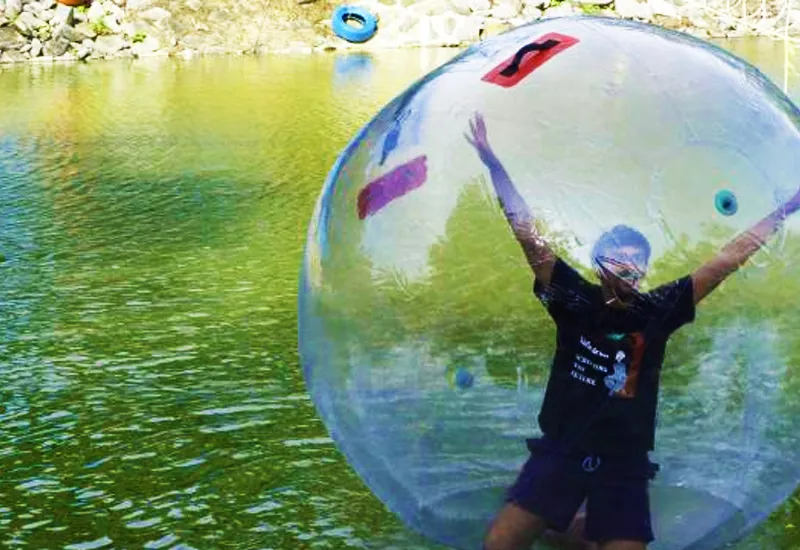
[506,437,659,544]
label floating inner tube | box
[332,5,378,44]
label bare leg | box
[483,502,548,550]
[540,512,598,550]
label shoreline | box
[0,0,798,65]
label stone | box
[53,21,87,42]
[491,0,522,19]
[130,33,157,55]
[102,0,123,20]
[138,6,170,22]
[55,51,77,61]
[101,14,121,32]
[412,0,451,16]
[521,5,543,19]
[649,0,678,18]
[0,25,22,49]
[125,0,152,10]
[50,2,73,26]
[448,0,471,15]
[614,0,652,18]
[5,0,21,19]
[39,9,53,21]
[120,19,152,37]
[185,0,201,10]
[14,12,45,37]
[0,49,26,62]
[93,33,126,55]
[452,12,482,42]
[0,16,8,27]
[543,3,579,16]
[30,36,41,56]
[523,0,549,9]
[468,0,490,11]
[0,0,5,12]
[23,1,46,16]
[74,20,96,38]
[43,34,69,56]
[86,1,105,23]
[76,44,90,59]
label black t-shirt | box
[533,258,696,456]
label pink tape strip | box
[357,155,428,220]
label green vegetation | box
[91,18,113,36]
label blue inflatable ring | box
[332,5,378,43]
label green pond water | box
[0,37,799,550]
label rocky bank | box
[0,0,798,64]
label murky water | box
[0,38,798,550]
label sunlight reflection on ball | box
[300,16,800,550]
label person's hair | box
[591,225,651,269]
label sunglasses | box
[595,255,646,283]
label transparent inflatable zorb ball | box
[299,16,800,550]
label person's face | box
[595,245,648,303]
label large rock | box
[86,1,105,23]
[138,6,170,23]
[60,21,91,41]
[5,0,21,19]
[649,0,678,18]
[523,0,549,9]
[0,26,23,49]
[50,2,73,26]
[468,0,491,11]
[614,0,653,18]
[93,33,127,55]
[131,34,158,55]
[491,0,523,19]
[14,12,46,37]
[543,2,579,16]
[23,1,47,16]
[76,38,92,59]
[0,48,26,62]
[30,37,42,56]
[74,21,97,38]
[448,0,472,15]
[125,0,153,10]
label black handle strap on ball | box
[499,39,561,77]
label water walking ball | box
[299,16,800,550]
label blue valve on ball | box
[454,368,475,389]
[715,190,738,216]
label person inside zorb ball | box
[299,15,800,550]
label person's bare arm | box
[466,113,556,285]
[692,204,796,305]
[485,158,557,286]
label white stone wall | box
[0,0,798,64]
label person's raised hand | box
[465,112,497,167]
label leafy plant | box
[91,19,112,36]
[132,31,147,43]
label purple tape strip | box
[357,155,428,220]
